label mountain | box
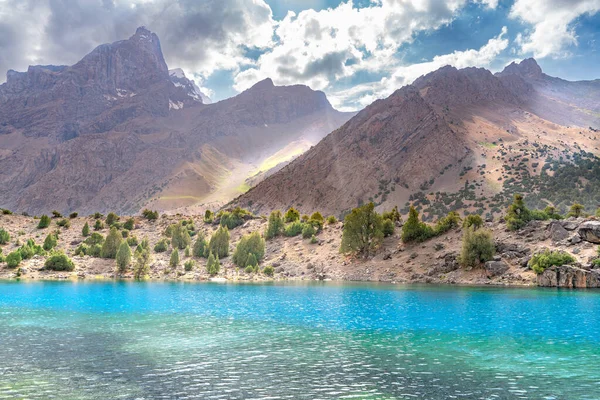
[0,28,352,215]
[234,59,600,219]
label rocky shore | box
[1,213,599,288]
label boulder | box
[548,222,569,242]
[578,221,600,244]
[537,265,600,288]
[561,218,584,231]
[484,260,509,277]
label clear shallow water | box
[0,281,599,399]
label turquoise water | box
[0,282,599,399]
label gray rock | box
[578,221,600,244]
[537,265,600,288]
[485,260,509,277]
[548,221,569,242]
[561,218,584,231]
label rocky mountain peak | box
[499,58,543,80]
[250,78,275,91]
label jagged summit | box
[498,58,543,79]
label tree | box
[94,219,104,231]
[233,232,265,268]
[193,234,208,258]
[265,210,285,239]
[116,242,132,274]
[106,212,119,226]
[401,206,434,243]
[101,227,122,259]
[382,219,395,237]
[567,203,585,218]
[69,212,78,219]
[284,221,304,237]
[382,206,402,224]
[133,248,151,280]
[82,222,90,237]
[37,215,51,229]
[43,233,58,251]
[204,210,214,223]
[142,209,159,220]
[263,265,274,276]
[284,207,300,222]
[6,251,21,268]
[505,194,531,231]
[434,211,461,235]
[463,214,483,230]
[528,250,576,274]
[326,215,338,224]
[0,228,10,245]
[302,223,316,239]
[340,202,384,257]
[209,226,230,258]
[124,218,135,231]
[206,252,220,275]
[44,252,75,271]
[459,228,495,268]
[169,249,180,268]
[171,223,192,250]
[154,238,169,253]
[85,232,105,246]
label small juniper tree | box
[193,234,208,258]
[116,242,132,274]
[101,227,122,259]
[206,252,220,275]
[340,202,384,257]
[265,210,285,239]
[82,222,90,237]
[208,226,230,258]
[284,207,300,222]
[37,215,51,229]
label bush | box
[463,215,483,230]
[127,236,138,247]
[88,244,102,257]
[124,218,135,231]
[154,238,169,253]
[0,228,10,245]
[263,265,274,276]
[93,212,104,219]
[326,215,337,224]
[2,209,12,215]
[116,242,132,274]
[135,238,150,254]
[284,221,304,237]
[543,206,563,220]
[529,250,576,274]
[285,207,300,223]
[142,209,159,221]
[184,245,191,257]
[51,210,63,218]
[134,248,151,280]
[85,232,105,246]
[434,211,461,235]
[69,212,78,219]
[505,194,531,231]
[302,223,316,239]
[382,219,395,237]
[6,251,21,268]
[106,212,119,226]
[204,210,214,223]
[171,223,191,250]
[184,260,195,272]
[244,265,255,274]
[233,232,265,268]
[206,252,220,275]
[596,208,600,218]
[74,244,88,256]
[382,206,402,224]
[169,249,180,268]
[101,227,122,259]
[265,210,284,239]
[310,235,318,244]
[57,218,70,229]
[193,234,208,258]
[459,228,495,268]
[94,219,104,231]
[208,226,230,258]
[567,203,585,218]
[82,222,90,237]
[19,239,44,260]
[43,233,58,251]
[340,202,384,257]
[44,252,75,271]
[402,206,434,243]
[37,215,51,229]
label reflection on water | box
[0,281,599,399]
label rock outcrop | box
[578,221,600,244]
[537,265,600,288]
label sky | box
[0,0,598,111]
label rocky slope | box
[1,213,599,289]
[0,28,352,215]
[234,59,600,218]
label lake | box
[0,281,599,399]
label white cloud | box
[510,0,600,58]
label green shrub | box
[127,236,138,247]
[284,207,300,222]
[596,208,600,218]
[93,212,104,219]
[69,212,78,219]
[463,214,483,230]
[529,209,550,221]
[101,227,122,259]
[94,219,104,231]
[51,210,62,218]
[505,194,531,231]
[340,202,384,256]
[382,219,395,237]
[434,211,461,235]
[135,238,150,254]
[6,251,21,268]
[310,235,318,244]
[219,207,251,230]
[206,252,220,275]
[44,252,75,271]
[116,242,132,274]
[134,248,151,280]
[82,222,90,237]
[124,218,135,231]
[88,244,102,257]
[164,224,175,237]
[263,265,274,276]
[0,228,10,245]
[37,215,51,229]
[265,210,284,239]
[567,203,585,218]
[184,259,195,272]
[543,206,563,220]
[193,234,208,258]
[56,218,70,229]
[169,249,180,268]
[402,206,434,243]
[233,232,265,268]
[106,212,119,226]
[284,221,304,237]
[244,265,255,274]
[309,212,324,227]
[459,228,495,268]
[154,238,169,253]
[326,215,337,224]
[171,223,191,250]
[208,226,230,258]
[85,232,104,246]
[529,250,576,274]
[1,209,12,215]
[74,244,88,256]
[43,233,58,251]
[204,210,214,223]
[142,209,159,221]
[382,206,402,224]
[302,223,316,239]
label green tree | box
[169,249,180,268]
[133,248,151,280]
[82,222,90,237]
[233,232,265,268]
[6,251,21,268]
[94,219,104,231]
[528,250,576,274]
[44,252,75,271]
[43,233,58,251]
[206,252,220,275]
[193,234,208,258]
[69,212,78,219]
[85,232,104,246]
[459,228,495,268]
[0,228,10,245]
[284,207,300,222]
[106,212,119,226]
[284,221,304,237]
[382,219,395,237]
[434,211,461,235]
[142,209,159,221]
[171,223,192,250]
[124,218,135,231]
[463,214,483,230]
[209,226,230,258]
[263,265,274,276]
[302,223,316,239]
[37,215,51,229]
[154,238,169,253]
[326,215,338,224]
[382,206,402,224]
[204,210,214,223]
[116,242,132,274]
[505,194,531,231]
[567,203,585,218]
[401,206,434,243]
[340,202,384,257]
[265,210,285,239]
[101,227,122,259]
